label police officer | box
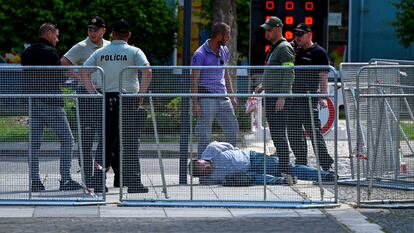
[61,16,110,192]
[287,23,334,171]
[83,19,152,193]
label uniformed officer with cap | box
[61,16,110,193]
[258,16,295,177]
[62,16,109,66]
[83,19,152,193]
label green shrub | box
[0,0,177,65]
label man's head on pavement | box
[294,23,313,48]
[211,22,231,46]
[87,16,106,44]
[189,159,213,177]
[39,23,59,47]
[112,19,131,40]
[260,16,283,43]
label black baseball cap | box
[260,16,283,30]
[295,23,312,32]
[112,19,130,33]
[88,16,106,29]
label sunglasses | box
[294,31,307,38]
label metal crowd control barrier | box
[354,65,414,207]
[0,66,105,205]
[339,62,369,179]
[118,66,339,208]
[369,58,414,66]
[342,60,414,181]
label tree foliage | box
[0,0,177,64]
[211,0,238,65]
[392,0,414,48]
[199,0,250,61]
[236,0,250,60]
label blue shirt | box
[191,39,230,94]
[201,141,250,184]
[199,142,335,185]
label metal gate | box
[0,66,105,205]
[118,65,339,208]
[354,65,414,207]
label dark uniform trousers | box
[265,97,291,175]
[286,98,333,170]
[97,92,144,187]
[77,87,103,186]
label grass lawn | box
[401,121,414,140]
[0,116,63,142]
[2,116,414,142]
[0,116,28,141]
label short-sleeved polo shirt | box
[84,40,149,93]
[63,37,111,65]
[191,39,230,94]
[64,37,110,87]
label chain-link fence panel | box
[0,66,105,205]
[339,62,369,179]
[118,66,339,208]
[354,65,414,207]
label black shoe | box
[127,184,149,193]
[321,171,339,182]
[59,179,83,191]
[321,158,334,172]
[321,164,333,172]
[31,179,45,192]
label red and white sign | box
[305,97,335,136]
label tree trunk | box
[211,0,238,66]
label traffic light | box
[249,0,328,65]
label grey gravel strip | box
[359,209,414,233]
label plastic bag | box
[245,96,259,113]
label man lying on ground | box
[189,141,335,186]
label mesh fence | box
[0,66,105,204]
[118,66,338,207]
[2,63,413,207]
[343,64,414,207]
[0,65,340,207]
[339,62,369,179]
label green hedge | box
[0,0,177,65]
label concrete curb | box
[325,204,384,233]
